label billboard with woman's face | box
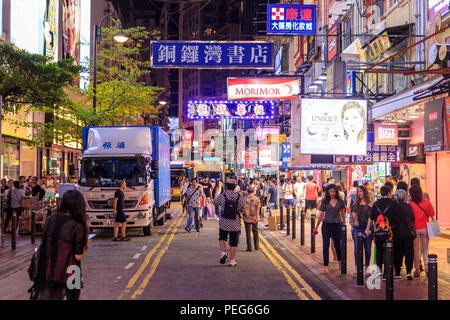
[300,99,367,155]
[62,0,81,64]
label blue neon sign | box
[267,4,316,35]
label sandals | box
[120,237,130,241]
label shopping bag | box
[427,220,441,239]
[206,202,213,217]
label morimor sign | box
[227,78,300,100]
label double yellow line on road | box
[118,208,186,300]
[257,224,322,300]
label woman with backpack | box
[35,190,90,300]
[312,184,346,273]
[409,184,436,278]
[364,186,398,280]
[351,185,374,275]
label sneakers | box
[394,274,402,279]
[407,274,413,281]
[228,259,237,267]
[112,237,120,241]
[120,237,130,241]
[185,227,191,233]
[220,253,227,264]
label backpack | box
[222,193,240,220]
[373,203,392,241]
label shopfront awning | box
[370,75,444,121]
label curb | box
[259,222,352,300]
[0,249,35,280]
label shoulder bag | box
[417,203,441,239]
[184,187,201,210]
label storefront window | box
[2,139,20,181]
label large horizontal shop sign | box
[352,132,399,163]
[267,4,316,35]
[151,41,273,69]
[186,100,275,120]
[227,78,300,100]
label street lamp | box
[158,100,168,106]
[92,14,129,114]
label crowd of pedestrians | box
[1,175,60,234]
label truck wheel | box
[157,214,166,226]
[143,225,152,236]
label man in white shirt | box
[294,176,306,219]
[282,178,295,217]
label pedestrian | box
[45,174,57,205]
[19,176,28,197]
[212,180,223,219]
[31,177,46,200]
[243,186,260,252]
[282,178,295,216]
[410,178,430,200]
[184,178,205,233]
[313,184,346,273]
[201,177,213,220]
[1,178,9,195]
[347,181,359,214]
[4,181,24,234]
[266,180,278,216]
[351,185,374,275]
[213,178,245,266]
[35,190,90,300]
[364,186,398,280]
[112,180,130,241]
[294,176,306,218]
[181,177,190,212]
[392,189,415,280]
[409,184,436,277]
[305,175,318,220]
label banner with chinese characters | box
[281,142,291,168]
[151,41,273,69]
[352,132,399,163]
[186,100,275,120]
[267,4,316,35]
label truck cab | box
[79,126,170,236]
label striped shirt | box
[213,191,245,232]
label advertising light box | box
[227,78,300,100]
[300,99,368,155]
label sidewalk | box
[262,213,450,300]
[0,233,40,280]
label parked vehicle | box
[79,126,170,236]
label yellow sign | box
[364,32,391,62]
[266,134,286,143]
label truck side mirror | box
[151,160,159,170]
[150,171,159,180]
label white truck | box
[79,126,170,236]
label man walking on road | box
[185,178,205,233]
[113,180,130,241]
[213,179,245,266]
[243,186,260,251]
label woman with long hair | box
[409,184,436,277]
[313,184,346,273]
[351,185,374,274]
[37,190,90,300]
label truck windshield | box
[80,157,147,187]
[171,170,185,187]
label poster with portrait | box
[44,0,59,62]
[300,99,368,155]
[62,0,81,64]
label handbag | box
[417,203,441,238]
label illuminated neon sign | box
[186,100,276,120]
